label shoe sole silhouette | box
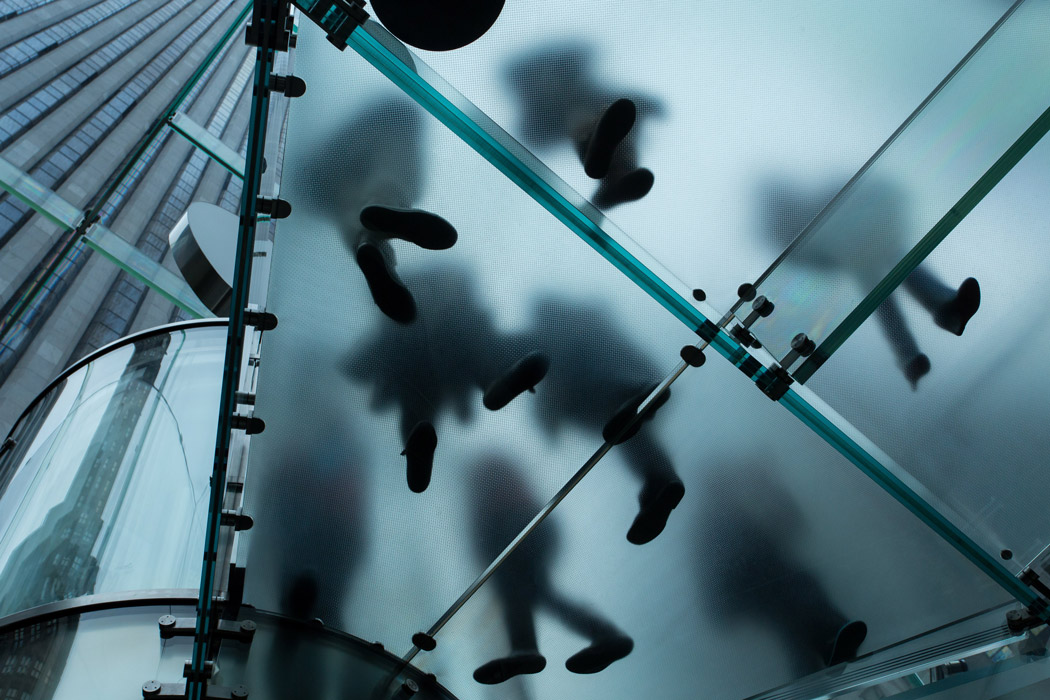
[594,168,655,208]
[356,243,416,324]
[565,636,634,674]
[584,98,637,179]
[483,351,550,410]
[935,277,980,336]
[473,652,546,684]
[403,422,437,493]
[627,479,685,545]
[827,620,867,666]
[360,206,459,250]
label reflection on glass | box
[0,325,225,618]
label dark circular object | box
[240,619,257,633]
[143,680,162,697]
[790,333,816,356]
[402,679,420,695]
[680,345,706,367]
[158,614,176,629]
[753,295,774,317]
[231,685,249,699]
[371,0,506,51]
[692,288,706,302]
[737,283,756,301]
[412,632,437,651]
[1001,549,1014,560]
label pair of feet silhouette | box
[473,635,635,685]
[402,351,551,493]
[583,98,654,208]
[355,205,459,324]
[902,276,982,389]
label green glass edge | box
[779,387,1038,606]
[0,156,211,318]
[168,111,247,178]
[794,102,1050,383]
[82,227,212,318]
[347,24,707,335]
[339,22,1045,609]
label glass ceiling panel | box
[241,21,698,653]
[369,0,1005,320]
[758,0,1050,376]
[803,133,1050,574]
[413,340,1011,700]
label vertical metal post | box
[187,1,283,696]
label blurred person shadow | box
[517,294,684,545]
[759,175,981,389]
[298,87,459,325]
[503,41,665,209]
[260,420,368,699]
[342,263,551,493]
[697,462,867,676]
[468,454,634,685]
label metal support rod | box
[398,344,705,667]
[187,2,280,696]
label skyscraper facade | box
[0,0,266,433]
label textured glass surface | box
[804,133,1050,573]
[754,0,1050,369]
[368,1,1004,318]
[0,154,213,318]
[242,20,697,652]
[413,345,1010,700]
[0,325,224,617]
[0,605,195,699]
[168,111,247,179]
[215,610,457,699]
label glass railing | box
[0,155,213,318]
[0,322,226,617]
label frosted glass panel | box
[242,20,697,653]
[805,133,1050,572]
[414,350,1011,699]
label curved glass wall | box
[0,321,226,618]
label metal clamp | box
[230,414,265,435]
[245,0,294,52]
[270,74,306,98]
[243,310,277,330]
[730,295,774,349]
[158,615,257,643]
[291,0,369,49]
[255,196,291,220]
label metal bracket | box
[243,309,277,330]
[730,294,774,349]
[291,0,369,49]
[270,74,306,98]
[245,0,294,51]
[143,681,248,699]
[779,332,816,371]
[158,615,257,643]
[255,196,291,220]
[221,508,254,531]
[230,414,265,435]
[1007,607,1047,633]
[757,364,794,402]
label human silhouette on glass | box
[504,42,663,209]
[699,463,867,674]
[761,176,981,388]
[261,426,368,699]
[301,92,458,324]
[469,455,633,685]
[343,265,549,493]
[515,295,684,545]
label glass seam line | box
[399,359,692,665]
[793,102,1050,382]
[346,26,707,335]
[746,0,1023,293]
[337,25,1044,610]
